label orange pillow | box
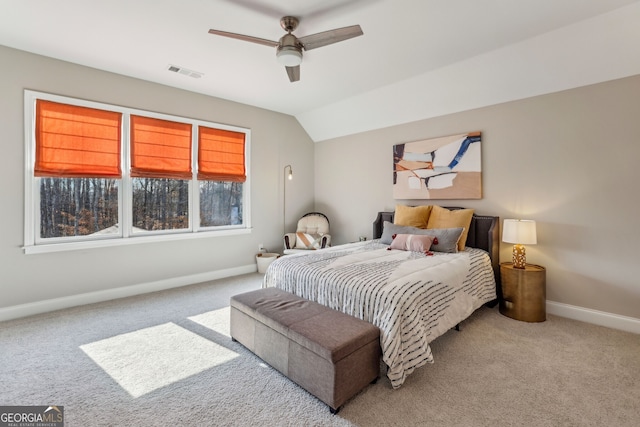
[426,206,474,251]
[394,205,432,229]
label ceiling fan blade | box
[298,25,363,51]
[208,29,278,48]
[286,65,300,82]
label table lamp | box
[502,219,537,269]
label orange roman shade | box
[198,126,246,182]
[130,115,192,179]
[35,100,122,178]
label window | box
[24,91,251,253]
[129,115,192,234]
[198,126,246,228]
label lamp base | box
[512,244,526,269]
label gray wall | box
[0,45,315,311]
[3,43,639,325]
[315,75,640,320]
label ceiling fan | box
[208,16,363,82]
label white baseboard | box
[547,300,640,334]
[0,264,257,322]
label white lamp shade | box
[277,47,302,67]
[502,219,537,245]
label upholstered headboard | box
[372,207,501,288]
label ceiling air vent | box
[167,64,203,79]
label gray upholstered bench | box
[230,287,381,413]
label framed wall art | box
[393,131,482,199]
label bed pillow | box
[294,232,321,249]
[426,227,465,253]
[388,234,435,254]
[394,205,432,229]
[427,206,474,251]
[380,221,463,253]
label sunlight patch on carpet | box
[80,322,238,398]
[188,307,231,336]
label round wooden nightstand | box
[499,262,546,322]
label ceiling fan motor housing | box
[280,16,299,32]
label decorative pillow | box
[294,232,321,249]
[425,227,464,253]
[394,205,432,229]
[388,234,435,254]
[380,221,431,244]
[427,206,474,251]
[380,221,463,253]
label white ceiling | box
[2,0,640,142]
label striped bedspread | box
[263,240,496,389]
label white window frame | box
[23,90,251,254]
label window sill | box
[23,227,251,255]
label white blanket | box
[263,241,496,389]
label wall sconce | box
[283,164,293,236]
[502,219,537,269]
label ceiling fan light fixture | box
[276,46,302,67]
[208,16,363,82]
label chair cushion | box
[296,215,329,235]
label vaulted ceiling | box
[2,0,639,142]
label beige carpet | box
[1,273,639,426]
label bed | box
[263,208,500,388]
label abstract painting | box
[393,131,482,199]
